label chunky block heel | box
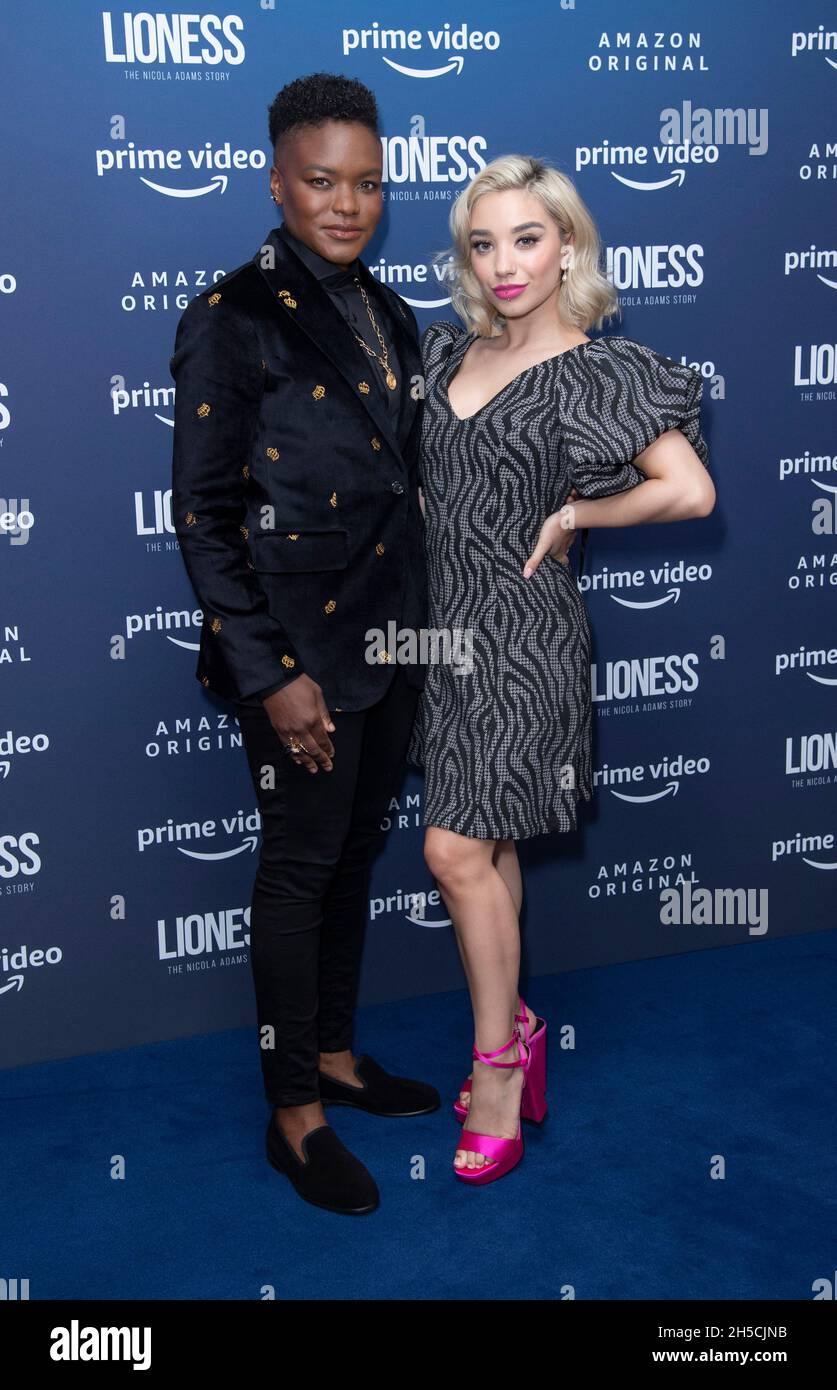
[520,1018,547,1122]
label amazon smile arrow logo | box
[609,779,680,804]
[611,169,687,192]
[382,55,464,78]
[610,587,681,610]
[139,173,227,199]
[404,909,452,927]
[178,835,259,861]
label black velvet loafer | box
[318,1054,441,1116]
[265,1119,379,1215]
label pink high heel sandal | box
[453,1023,535,1185]
[454,999,548,1125]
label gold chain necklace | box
[351,278,397,389]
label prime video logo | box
[576,102,768,187]
[370,888,451,928]
[341,21,501,79]
[50,1321,151,1370]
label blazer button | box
[375,542,385,555]
[371,437,382,451]
[390,481,404,494]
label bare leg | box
[455,838,533,1113]
[424,826,526,1170]
[495,838,523,917]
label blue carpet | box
[2,930,835,1300]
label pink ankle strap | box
[472,1026,526,1069]
[515,1000,530,1045]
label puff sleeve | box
[418,319,461,486]
[421,317,460,363]
[560,336,709,497]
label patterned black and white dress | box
[406,320,709,840]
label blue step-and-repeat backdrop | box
[2,2,835,1069]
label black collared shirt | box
[244,223,404,706]
[277,222,401,429]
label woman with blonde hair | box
[407,154,714,1186]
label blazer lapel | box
[253,227,420,460]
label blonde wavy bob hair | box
[435,154,620,338]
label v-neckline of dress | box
[443,329,599,423]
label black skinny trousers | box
[234,667,420,1107]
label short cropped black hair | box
[268,72,380,150]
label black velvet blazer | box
[169,225,427,709]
